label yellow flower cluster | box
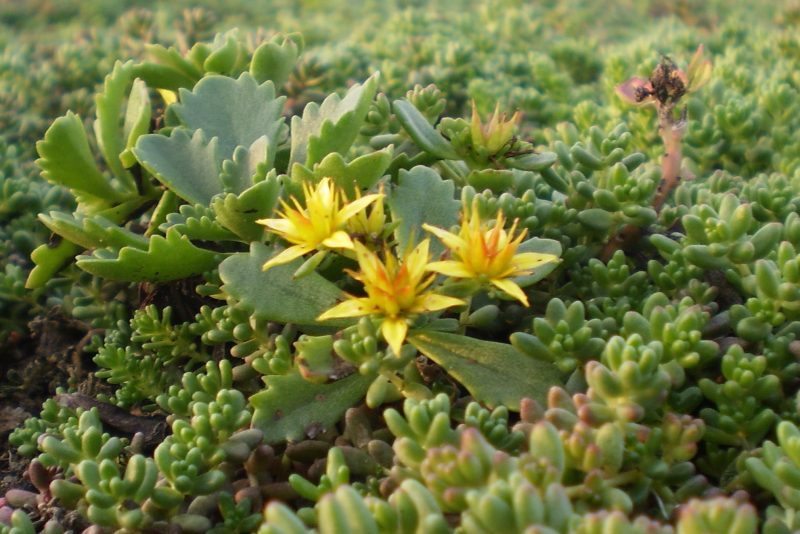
[259,179,559,354]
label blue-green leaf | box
[134,128,223,206]
[290,74,379,167]
[174,73,286,164]
[388,166,459,255]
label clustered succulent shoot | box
[2,1,800,533]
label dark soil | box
[0,308,95,495]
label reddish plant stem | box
[652,109,686,212]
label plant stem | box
[458,295,473,334]
[652,108,686,212]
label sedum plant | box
[4,2,800,532]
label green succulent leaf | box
[211,175,281,241]
[36,112,124,203]
[514,237,563,287]
[203,34,244,74]
[505,151,558,172]
[465,169,514,192]
[134,128,223,206]
[250,34,303,88]
[174,73,286,164]
[94,60,137,192]
[393,99,458,160]
[26,240,81,289]
[133,44,202,91]
[290,148,393,198]
[76,228,218,282]
[219,139,272,195]
[219,243,349,326]
[160,204,236,241]
[388,166,459,255]
[120,78,152,168]
[290,73,379,167]
[250,371,372,443]
[409,330,562,409]
[38,212,149,251]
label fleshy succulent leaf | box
[173,73,286,164]
[36,112,124,203]
[219,243,350,326]
[290,148,393,198]
[76,228,218,282]
[211,174,281,241]
[290,73,379,167]
[250,34,303,88]
[393,99,458,160]
[134,128,223,206]
[388,166,459,255]
[93,60,138,192]
[250,371,372,443]
[409,330,562,409]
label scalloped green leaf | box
[250,35,302,88]
[132,44,202,91]
[219,138,271,195]
[250,371,372,443]
[386,151,438,176]
[219,243,349,326]
[134,128,223,206]
[393,99,458,160]
[388,166,459,255]
[290,148,393,198]
[39,212,148,250]
[26,240,81,289]
[76,228,218,282]
[409,330,561,409]
[36,112,123,203]
[290,73,379,167]
[26,197,154,288]
[174,73,286,163]
[211,175,280,241]
[160,204,236,241]
[120,78,152,168]
[94,60,137,192]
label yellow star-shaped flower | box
[423,204,559,306]
[257,178,381,271]
[317,239,464,356]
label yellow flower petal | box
[321,231,355,250]
[405,239,431,282]
[339,192,382,222]
[490,278,529,306]
[317,298,374,321]
[257,218,294,234]
[262,245,314,271]
[511,252,560,272]
[352,241,383,283]
[381,317,408,356]
[410,293,465,313]
[426,260,474,278]
[422,224,466,255]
